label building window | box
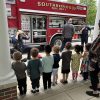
[6,4,11,17]
[5,0,15,4]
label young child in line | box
[52,45,61,86]
[42,45,54,90]
[71,45,82,81]
[81,43,91,80]
[27,48,42,93]
[61,42,72,84]
[12,51,27,95]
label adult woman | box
[86,20,100,97]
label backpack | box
[11,36,18,44]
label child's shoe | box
[64,80,68,84]
[60,79,67,84]
[86,91,99,97]
[36,88,39,92]
[31,89,36,93]
[52,82,56,86]
[55,81,58,84]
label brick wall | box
[0,86,17,100]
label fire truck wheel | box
[50,36,63,47]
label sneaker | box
[60,80,68,84]
[48,87,51,89]
[55,81,58,84]
[36,88,39,92]
[64,81,68,84]
[89,86,100,91]
[31,90,36,94]
[89,86,93,89]
[86,91,99,97]
[60,80,65,84]
[20,93,24,96]
[52,83,56,86]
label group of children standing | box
[12,43,91,95]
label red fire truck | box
[7,0,87,47]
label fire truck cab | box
[7,0,87,47]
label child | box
[61,42,72,84]
[42,45,54,90]
[27,48,42,93]
[52,46,60,86]
[71,45,82,81]
[81,43,91,80]
[12,51,27,95]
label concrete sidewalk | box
[17,70,99,100]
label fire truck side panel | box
[7,0,87,47]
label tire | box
[50,36,63,47]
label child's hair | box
[74,45,81,54]
[31,48,39,58]
[13,51,22,61]
[52,45,60,53]
[65,42,71,50]
[79,45,83,53]
[44,45,51,54]
[85,43,92,51]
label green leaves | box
[58,0,96,25]
[80,0,97,25]
[67,0,77,3]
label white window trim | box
[19,9,86,17]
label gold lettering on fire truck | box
[37,2,85,11]
[55,4,58,8]
[52,4,56,7]
[68,6,71,9]
[37,2,41,6]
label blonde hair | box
[15,30,24,39]
[31,48,39,58]
[13,51,22,61]
[52,45,60,53]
